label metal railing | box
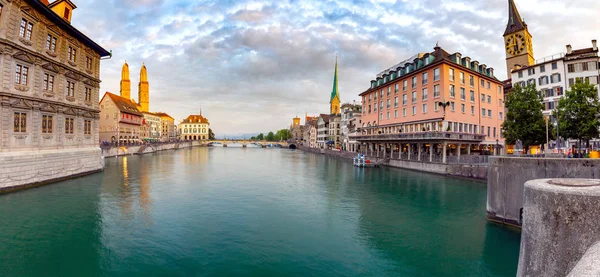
[350,132,486,142]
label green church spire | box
[330,56,339,102]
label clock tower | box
[503,0,534,75]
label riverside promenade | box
[298,145,489,180]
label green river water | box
[0,147,520,276]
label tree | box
[250,136,256,141]
[275,129,292,141]
[256,133,264,141]
[208,128,215,140]
[502,84,548,154]
[555,79,600,152]
[266,131,275,141]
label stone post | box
[442,142,447,163]
[418,143,422,161]
[390,144,394,159]
[408,144,411,160]
[457,143,461,157]
[429,143,433,162]
[518,179,600,277]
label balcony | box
[350,131,486,142]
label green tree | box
[208,128,215,140]
[555,79,600,151]
[256,133,264,141]
[502,84,548,154]
[250,136,256,141]
[275,129,292,141]
[266,131,275,141]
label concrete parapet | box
[101,141,203,157]
[487,157,600,227]
[517,179,600,277]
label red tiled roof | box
[101,92,142,116]
[182,114,209,124]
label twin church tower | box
[119,61,150,112]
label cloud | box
[71,0,600,135]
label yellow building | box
[155,112,176,141]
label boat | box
[353,154,378,167]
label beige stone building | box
[178,114,209,141]
[142,111,160,141]
[99,92,143,144]
[0,0,111,190]
[155,112,175,141]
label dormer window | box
[63,8,70,20]
[19,18,33,40]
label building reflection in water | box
[138,157,152,225]
[120,156,133,219]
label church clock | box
[505,33,526,56]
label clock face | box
[506,33,526,55]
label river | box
[0,147,520,276]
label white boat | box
[353,154,377,168]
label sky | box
[70,0,600,135]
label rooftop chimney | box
[566,44,573,54]
[593,40,598,51]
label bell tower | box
[138,63,149,112]
[503,0,535,75]
[120,61,131,100]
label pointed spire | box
[140,63,148,83]
[121,60,129,80]
[504,0,526,36]
[330,56,339,102]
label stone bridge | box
[209,140,293,148]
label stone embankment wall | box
[101,141,205,157]
[487,157,600,227]
[297,146,488,180]
[0,147,104,194]
[517,179,600,277]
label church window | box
[20,18,33,40]
[46,35,57,52]
[84,120,92,135]
[14,112,27,133]
[15,64,29,85]
[43,73,54,91]
[64,118,74,134]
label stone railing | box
[350,132,486,142]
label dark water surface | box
[0,148,520,276]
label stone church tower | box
[120,61,131,100]
[138,64,150,112]
[330,57,340,115]
[504,0,535,75]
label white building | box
[142,112,161,141]
[329,115,341,149]
[317,114,329,148]
[178,114,210,141]
[341,103,362,151]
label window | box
[386,112,390,119]
[449,68,455,81]
[394,96,398,107]
[460,88,465,100]
[499,112,503,120]
[539,76,549,86]
[13,112,27,133]
[540,65,545,73]
[402,94,407,105]
[15,64,29,85]
[422,72,428,85]
[66,81,75,97]
[518,71,523,78]
[450,85,455,98]
[482,108,486,117]
[461,103,465,113]
[403,108,406,116]
[488,110,492,118]
[86,56,93,71]
[403,80,408,91]
[19,18,33,40]
[43,73,54,91]
[552,62,558,70]
[422,104,427,113]
[434,102,439,112]
[528,68,535,75]
[386,99,390,109]
[480,79,485,87]
[470,90,475,102]
[481,93,486,102]
[68,46,77,63]
[42,115,53,134]
[487,126,490,137]
[450,102,455,111]
[494,127,497,138]
[380,101,383,110]
[469,75,474,87]
[412,91,417,103]
[422,88,428,100]
[471,106,475,115]
[64,8,70,20]
[550,73,561,83]
[394,110,398,118]
[434,68,440,81]
[412,106,416,115]
[84,120,91,135]
[460,72,465,84]
[387,87,391,96]
[394,84,399,93]
[488,96,492,104]
[380,90,384,98]
[85,87,92,102]
[46,34,57,52]
[412,76,417,88]
[588,61,598,71]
